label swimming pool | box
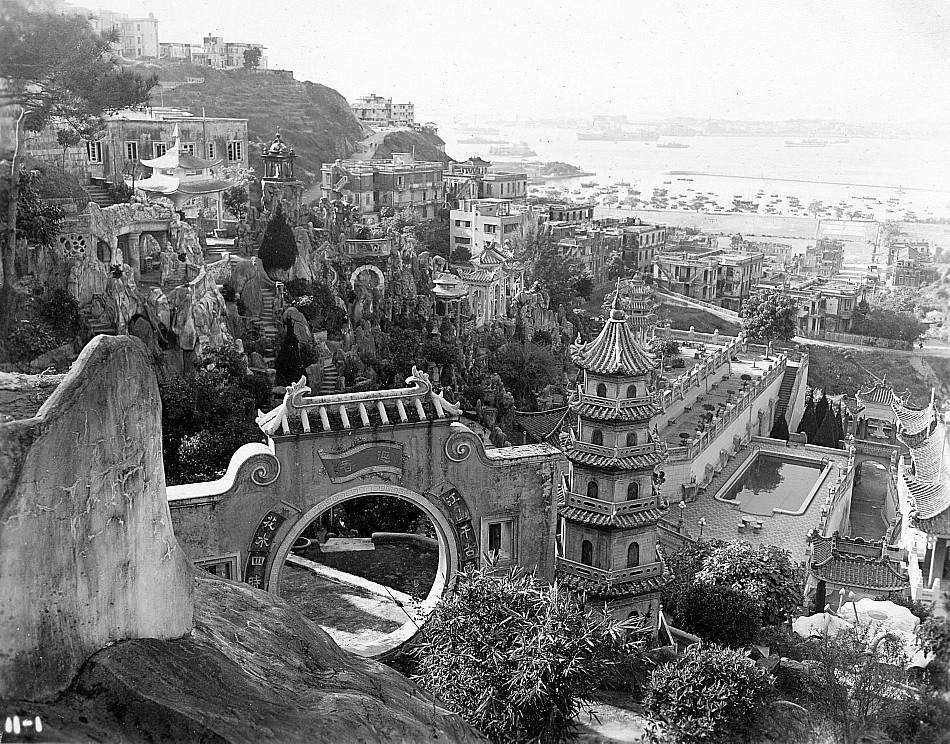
[718,453,826,516]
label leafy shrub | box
[882,693,950,744]
[413,567,644,744]
[9,319,57,360]
[675,583,762,647]
[39,288,82,338]
[645,644,772,743]
[108,180,134,203]
[695,542,802,626]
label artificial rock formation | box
[0,336,195,700]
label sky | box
[79,0,950,125]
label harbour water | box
[442,126,950,224]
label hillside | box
[144,64,366,186]
[372,129,451,163]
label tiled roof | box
[570,394,662,422]
[560,505,663,529]
[560,434,664,471]
[556,571,667,597]
[897,401,950,531]
[808,533,908,590]
[892,396,934,437]
[571,296,657,376]
[515,406,571,445]
[473,245,509,266]
[856,376,905,406]
[455,266,496,283]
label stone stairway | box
[258,285,281,358]
[84,182,114,207]
[773,365,798,422]
[318,361,339,395]
[85,312,117,337]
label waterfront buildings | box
[321,154,445,224]
[350,94,416,128]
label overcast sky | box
[91,0,950,125]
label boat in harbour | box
[489,141,538,157]
[656,142,690,148]
[577,127,658,142]
[784,139,829,147]
[458,136,508,144]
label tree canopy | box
[258,203,297,276]
[0,0,156,349]
[851,300,925,343]
[531,239,587,310]
[739,289,798,341]
[493,342,560,409]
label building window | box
[125,141,138,162]
[207,142,215,159]
[455,219,462,227]
[591,429,603,446]
[627,481,639,500]
[626,384,638,398]
[484,224,497,234]
[586,480,599,499]
[581,539,593,566]
[482,517,515,563]
[86,140,103,163]
[227,140,243,162]
[595,382,607,397]
[180,142,196,156]
[627,542,640,568]
[626,432,638,447]
[153,142,168,157]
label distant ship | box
[580,181,597,187]
[489,141,538,157]
[656,141,690,149]
[784,139,829,147]
[458,136,508,144]
[577,127,658,142]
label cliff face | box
[0,336,195,700]
[152,65,366,184]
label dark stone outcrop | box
[18,573,487,743]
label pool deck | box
[679,438,852,563]
[658,349,774,449]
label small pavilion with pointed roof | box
[854,375,909,443]
[557,286,667,629]
[136,124,230,213]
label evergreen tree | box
[815,392,829,427]
[797,396,818,440]
[258,203,297,277]
[832,404,844,442]
[813,409,840,448]
[769,413,790,441]
[739,288,798,341]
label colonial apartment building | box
[888,241,938,288]
[64,6,159,58]
[350,94,415,128]
[445,158,527,204]
[653,249,764,310]
[449,199,542,257]
[758,275,863,335]
[321,154,445,224]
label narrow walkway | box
[848,466,890,539]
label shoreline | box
[666,170,950,194]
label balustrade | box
[557,557,663,584]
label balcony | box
[558,557,663,585]
[577,390,661,410]
[563,489,660,517]
[567,431,659,460]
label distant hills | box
[139,64,450,197]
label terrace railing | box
[560,475,662,517]
[557,557,663,585]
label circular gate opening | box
[271,488,457,657]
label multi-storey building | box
[350,95,415,128]
[548,203,595,223]
[159,42,201,62]
[557,284,667,629]
[321,154,445,224]
[653,249,764,310]
[192,36,268,69]
[888,241,938,287]
[449,199,541,257]
[65,6,160,58]
[762,276,863,335]
[445,158,527,205]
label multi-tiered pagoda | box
[557,284,667,630]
